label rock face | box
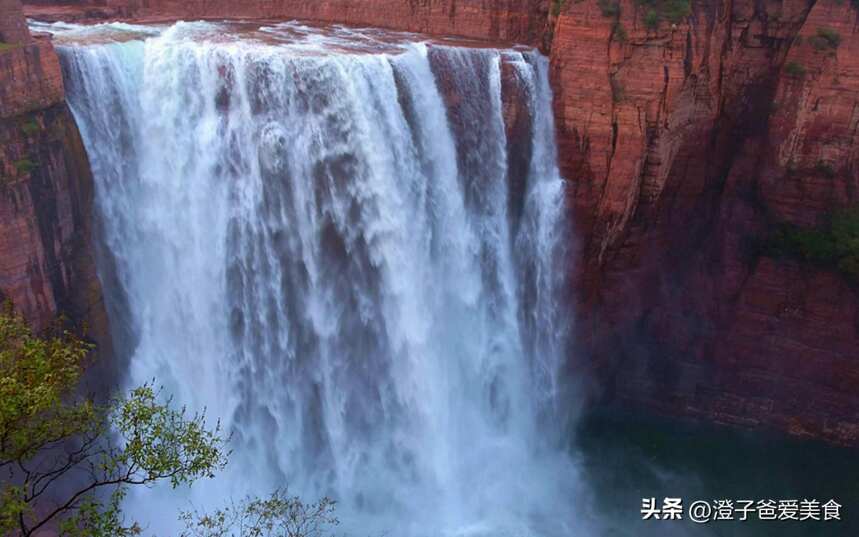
[0,0,32,44]
[549,0,859,445]
[13,0,859,445]
[0,5,109,351]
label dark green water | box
[575,409,859,537]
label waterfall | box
[55,20,590,537]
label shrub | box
[816,161,836,178]
[614,22,629,42]
[810,27,841,50]
[552,0,568,16]
[611,77,626,102]
[13,159,36,174]
[644,9,660,30]
[784,61,806,78]
[598,0,621,17]
[662,0,692,22]
[20,120,39,136]
[765,206,859,280]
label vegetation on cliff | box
[765,207,859,280]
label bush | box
[810,27,841,50]
[765,207,859,279]
[20,120,39,136]
[784,61,806,77]
[816,161,836,178]
[661,0,692,22]
[644,9,660,30]
[598,0,621,17]
[611,77,626,102]
[13,159,36,174]
[552,0,568,16]
[614,22,629,42]
[638,0,690,28]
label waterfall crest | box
[56,20,588,537]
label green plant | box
[13,158,36,174]
[598,0,621,17]
[661,0,692,22]
[644,9,660,30]
[784,61,806,77]
[552,0,568,16]
[764,206,859,280]
[20,120,39,136]
[810,27,841,50]
[611,77,626,102]
[816,161,837,178]
[0,42,19,53]
[614,22,629,42]
[0,310,229,536]
[179,491,339,537]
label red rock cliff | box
[549,0,859,445]
[16,0,859,445]
[0,3,109,351]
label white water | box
[55,20,592,537]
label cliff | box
[0,2,109,350]
[14,0,859,445]
[550,0,859,445]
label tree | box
[179,491,339,537]
[0,309,229,536]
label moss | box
[661,0,692,22]
[0,42,20,53]
[815,161,837,178]
[14,159,37,175]
[638,0,691,28]
[611,77,626,102]
[598,0,621,17]
[644,9,660,30]
[810,27,841,51]
[764,207,859,280]
[614,22,629,42]
[784,61,806,78]
[20,120,40,136]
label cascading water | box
[50,20,593,537]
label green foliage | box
[0,42,20,53]
[784,61,806,78]
[598,0,621,17]
[810,27,841,51]
[0,311,229,536]
[614,22,629,42]
[14,158,37,174]
[610,77,626,102]
[21,120,39,136]
[765,207,859,279]
[179,491,339,537]
[816,161,836,178]
[551,0,568,16]
[638,0,691,29]
[644,9,660,30]
[660,0,692,22]
[0,308,94,466]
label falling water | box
[53,20,590,537]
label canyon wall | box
[14,0,859,445]
[0,3,109,349]
[549,0,859,445]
